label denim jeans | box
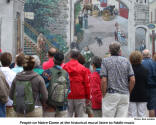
[0,102,6,117]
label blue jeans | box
[0,102,6,117]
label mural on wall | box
[73,0,156,59]
[74,0,129,60]
[24,0,156,63]
[24,0,68,55]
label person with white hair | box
[32,55,44,75]
[142,49,156,117]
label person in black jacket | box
[128,51,148,117]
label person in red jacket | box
[90,56,102,117]
[77,53,93,117]
[42,47,57,70]
[63,50,90,117]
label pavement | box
[79,15,146,58]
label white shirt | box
[0,67,16,106]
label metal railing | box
[24,21,53,48]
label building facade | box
[0,0,25,59]
[149,0,156,24]
[134,0,149,25]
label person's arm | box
[101,77,107,97]
[66,73,70,96]
[84,70,90,100]
[90,76,102,103]
[100,59,107,97]
[39,77,48,102]
[127,61,135,93]
[129,76,135,94]
[0,75,9,103]
[9,79,15,100]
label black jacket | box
[130,64,148,102]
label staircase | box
[24,22,53,63]
[24,34,37,55]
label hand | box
[86,99,91,105]
[102,92,106,97]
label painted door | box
[16,12,21,54]
[100,0,107,7]
[119,3,128,19]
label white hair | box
[32,55,41,67]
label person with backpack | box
[43,52,69,117]
[63,50,90,117]
[0,71,9,117]
[9,55,48,117]
[90,56,102,117]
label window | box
[100,0,107,3]
[120,3,124,8]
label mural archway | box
[135,25,151,52]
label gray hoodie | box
[9,71,48,106]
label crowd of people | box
[0,42,156,118]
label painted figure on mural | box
[139,40,146,52]
[114,22,126,44]
[37,33,46,52]
[114,22,119,41]
[81,46,94,68]
[83,10,88,29]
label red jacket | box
[42,58,54,70]
[63,59,90,99]
[90,72,102,109]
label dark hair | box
[91,56,102,68]
[109,42,121,56]
[77,54,86,65]
[16,53,25,66]
[129,51,142,65]
[23,55,35,71]
[70,50,80,60]
[54,52,64,65]
[0,52,12,67]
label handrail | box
[24,35,47,62]
[24,21,53,49]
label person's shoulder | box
[102,57,111,61]
[91,71,99,77]
[117,56,130,63]
[140,64,148,72]
[118,56,128,60]
[61,68,68,75]
[0,70,5,79]
[42,61,48,66]
[9,68,17,76]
